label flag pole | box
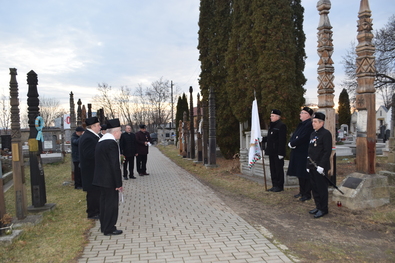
[254,90,267,191]
[261,147,267,191]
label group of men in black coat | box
[263,108,332,218]
[75,118,153,235]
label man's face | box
[300,110,311,121]
[140,128,146,133]
[270,114,280,122]
[312,119,324,130]
[91,122,101,134]
[125,125,131,133]
[76,131,83,136]
[113,127,122,140]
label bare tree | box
[341,16,395,108]
[132,84,151,126]
[116,86,134,126]
[39,96,67,127]
[93,83,117,119]
[0,95,10,134]
[145,77,171,125]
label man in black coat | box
[135,124,152,176]
[287,107,314,201]
[263,109,287,192]
[71,126,84,189]
[120,125,137,180]
[93,118,123,236]
[79,117,101,219]
[307,112,332,218]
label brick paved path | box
[78,146,294,263]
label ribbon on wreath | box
[35,116,44,142]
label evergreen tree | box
[199,0,239,158]
[338,88,351,127]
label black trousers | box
[269,155,284,189]
[298,177,312,199]
[73,162,82,188]
[99,187,119,234]
[123,156,135,177]
[86,187,101,218]
[136,154,148,174]
[310,169,329,213]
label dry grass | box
[0,155,94,263]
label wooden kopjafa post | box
[27,70,48,209]
[317,0,336,182]
[332,0,390,209]
[355,0,376,174]
[69,92,76,181]
[77,99,82,127]
[189,86,195,159]
[9,68,27,219]
[206,87,217,168]
[196,93,203,162]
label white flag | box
[248,99,262,168]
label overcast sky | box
[0,0,393,112]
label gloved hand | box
[306,169,310,173]
[278,155,283,159]
[317,166,324,175]
[288,142,296,149]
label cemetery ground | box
[158,145,395,263]
[0,147,393,262]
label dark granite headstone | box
[343,177,363,189]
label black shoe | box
[139,173,144,176]
[267,187,275,192]
[104,229,123,236]
[142,172,150,175]
[299,196,311,202]
[309,208,319,214]
[88,215,100,220]
[130,176,136,179]
[314,210,328,218]
[272,187,284,192]
[75,186,83,190]
[124,177,128,180]
[294,193,301,198]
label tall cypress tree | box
[252,0,306,131]
[199,0,239,158]
[338,88,351,127]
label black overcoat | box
[135,131,152,155]
[287,119,314,178]
[119,132,137,157]
[307,127,332,174]
[92,138,122,189]
[71,132,81,162]
[263,120,287,156]
[79,130,100,191]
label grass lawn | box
[0,154,94,263]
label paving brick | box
[77,147,292,263]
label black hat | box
[139,124,147,129]
[302,107,314,116]
[313,112,326,121]
[76,126,84,132]
[85,117,99,126]
[271,109,281,116]
[106,119,121,129]
[101,124,107,131]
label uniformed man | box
[93,118,123,236]
[287,107,314,201]
[263,109,287,192]
[307,112,332,218]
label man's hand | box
[278,155,283,159]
